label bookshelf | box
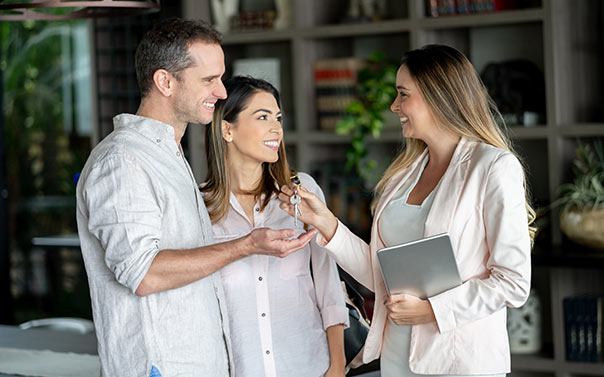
[94,1,604,376]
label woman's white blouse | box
[210,173,349,377]
[379,155,434,247]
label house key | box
[290,175,302,226]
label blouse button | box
[261,313,266,317]
[265,350,270,355]
[258,276,263,281]
[155,139,161,143]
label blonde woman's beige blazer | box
[318,137,531,375]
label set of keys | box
[289,175,302,226]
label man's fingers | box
[296,228,318,243]
[268,228,295,240]
[278,229,318,257]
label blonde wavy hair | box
[374,44,536,243]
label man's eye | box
[258,115,267,120]
[277,116,282,123]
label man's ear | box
[152,69,175,97]
[222,121,233,142]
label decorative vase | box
[560,207,604,250]
[507,289,542,354]
[211,0,239,33]
[273,0,292,29]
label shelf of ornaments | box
[218,2,544,43]
[419,7,543,29]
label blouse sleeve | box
[81,154,163,293]
[300,174,350,329]
[429,152,532,333]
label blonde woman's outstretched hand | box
[278,184,339,242]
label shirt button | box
[266,350,270,355]
[261,313,266,317]
[255,207,259,212]
[258,276,263,281]
[156,139,161,143]
[176,152,181,157]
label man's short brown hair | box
[135,18,222,97]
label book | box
[563,295,604,362]
[314,58,365,130]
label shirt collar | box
[113,113,177,146]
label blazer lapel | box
[424,138,474,236]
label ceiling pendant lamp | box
[0,0,160,21]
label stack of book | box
[425,0,518,17]
[230,11,276,30]
[563,295,603,362]
[314,58,365,130]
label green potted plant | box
[555,139,604,249]
[335,51,398,184]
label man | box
[76,18,316,377]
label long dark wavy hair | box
[201,76,295,222]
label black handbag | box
[340,273,371,370]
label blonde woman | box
[280,44,535,377]
[201,76,348,377]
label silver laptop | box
[377,233,462,299]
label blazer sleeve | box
[303,174,350,329]
[317,219,375,292]
[429,153,532,333]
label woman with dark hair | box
[280,44,535,377]
[201,76,348,377]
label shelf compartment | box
[508,126,549,140]
[284,144,297,170]
[303,130,402,144]
[421,7,544,29]
[308,33,410,64]
[559,124,604,137]
[221,29,296,45]
[508,372,553,377]
[511,353,556,372]
[514,139,550,205]
[558,137,604,185]
[551,0,604,124]
[304,19,412,39]
[222,41,294,131]
[418,22,547,126]
[303,0,408,28]
[417,21,544,75]
[306,33,409,132]
[568,365,604,376]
